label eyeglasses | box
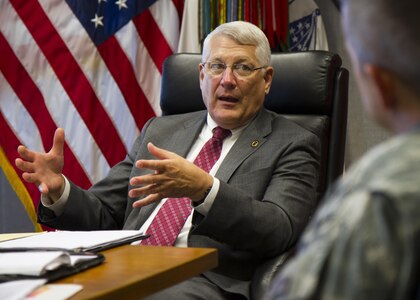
[201,62,266,78]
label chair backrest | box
[160,51,349,202]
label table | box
[56,245,218,299]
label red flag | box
[0,0,183,231]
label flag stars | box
[115,0,128,10]
[98,0,107,3]
[91,14,104,28]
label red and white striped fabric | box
[0,0,184,231]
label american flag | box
[0,0,184,231]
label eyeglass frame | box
[200,61,267,78]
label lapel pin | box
[251,140,259,148]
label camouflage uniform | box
[265,128,420,299]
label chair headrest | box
[160,51,342,116]
[160,53,205,115]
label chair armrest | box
[250,247,295,300]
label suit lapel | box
[216,109,272,182]
[165,112,207,157]
[124,204,157,230]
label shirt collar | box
[206,114,249,138]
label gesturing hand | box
[15,128,66,201]
[129,143,213,208]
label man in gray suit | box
[16,21,320,299]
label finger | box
[22,172,40,184]
[17,145,35,162]
[135,159,165,173]
[132,193,161,208]
[147,142,178,160]
[130,173,164,186]
[15,158,35,173]
[51,128,65,156]
[129,183,161,198]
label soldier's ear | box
[363,64,397,110]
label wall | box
[0,168,34,232]
[315,0,389,168]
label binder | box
[0,230,149,283]
[0,250,104,283]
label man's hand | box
[15,128,66,201]
[129,143,213,208]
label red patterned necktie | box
[142,126,231,246]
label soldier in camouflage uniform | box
[265,0,420,299]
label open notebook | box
[0,250,104,282]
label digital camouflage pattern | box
[266,127,420,299]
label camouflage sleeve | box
[315,191,417,299]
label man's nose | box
[220,66,236,87]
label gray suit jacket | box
[38,108,320,298]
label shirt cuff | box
[193,177,219,216]
[40,176,70,216]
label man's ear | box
[264,66,274,95]
[199,63,204,87]
[363,64,397,110]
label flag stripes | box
[133,10,173,74]
[40,0,141,152]
[113,22,163,116]
[1,1,110,185]
[11,0,128,167]
[97,35,156,132]
[0,0,183,231]
[0,36,92,189]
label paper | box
[0,252,70,276]
[26,283,82,300]
[0,279,46,300]
[0,233,42,242]
[69,254,100,265]
[0,230,147,252]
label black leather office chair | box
[160,51,349,299]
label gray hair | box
[202,21,271,66]
[341,0,420,94]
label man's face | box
[199,35,273,130]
